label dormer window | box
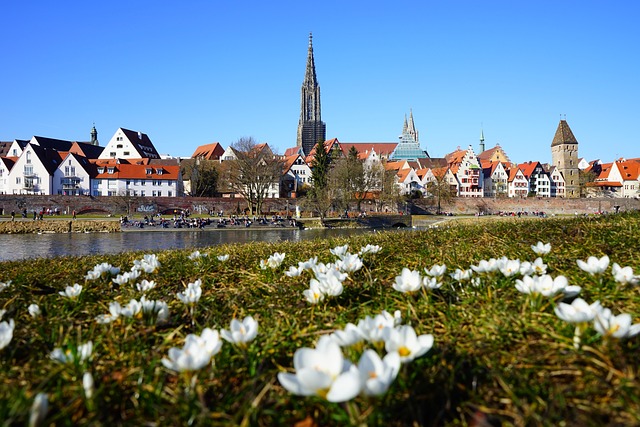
[156,169,163,175]
[107,167,115,174]
[97,167,105,174]
[146,168,153,175]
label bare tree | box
[181,158,219,197]
[375,165,402,213]
[219,137,283,215]
[426,167,456,214]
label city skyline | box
[2,1,638,163]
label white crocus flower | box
[162,328,222,373]
[120,299,142,318]
[450,268,473,282]
[50,341,93,364]
[358,244,381,255]
[136,279,156,293]
[612,263,639,286]
[83,372,95,399]
[299,257,318,271]
[315,268,346,297]
[383,325,434,363]
[330,323,366,347]
[277,335,361,402]
[217,254,230,262]
[303,280,325,304]
[330,244,350,260]
[393,268,422,293]
[28,392,48,427]
[188,250,206,260]
[425,264,447,277]
[576,255,610,275]
[555,298,602,323]
[285,265,302,277]
[594,308,640,339]
[140,297,170,324]
[96,301,122,324]
[85,263,120,280]
[423,276,443,290]
[112,272,132,286]
[177,279,202,305]
[59,284,82,299]
[358,349,400,396]
[499,259,521,277]
[515,275,579,298]
[532,257,548,275]
[471,259,498,274]
[0,319,15,350]
[519,261,535,277]
[221,316,258,346]
[336,253,363,273]
[357,310,402,344]
[134,254,161,273]
[531,242,551,255]
[28,304,41,318]
[0,280,12,292]
[267,252,286,269]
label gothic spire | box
[303,32,318,87]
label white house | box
[446,146,484,197]
[91,161,182,197]
[281,153,312,197]
[5,144,60,195]
[53,153,93,196]
[507,167,529,198]
[549,166,566,198]
[482,161,509,198]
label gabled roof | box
[191,142,225,160]
[517,161,541,178]
[507,167,525,182]
[0,157,16,171]
[0,142,13,157]
[282,154,308,174]
[69,141,104,159]
[595,162,614,181]
[340,142,398,158]
[59,152,96,175]
[284,146,304,157]
[616,160,640,181]
[444,149,466,165]
[29,144,64,175]
[478,144,511,163]
[120,128,160,159]
[551,119,578,146]
[305,138,342,164]
[415,157,447,169]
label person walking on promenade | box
[72,210,77,220]
[11,211,15,221]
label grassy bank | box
[1,213,640,426]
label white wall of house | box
[53,155,91,196]
[6,145,53,195]
[549,168,566,197]
[455,147,484,197]
[508,170,529,198]
[484,163,508,198]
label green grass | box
[1,212,640,426]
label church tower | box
[551,118,579,198]
[296,33,326,156]
[90,124,99,146]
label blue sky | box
[2,1,638,164]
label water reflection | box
[0,228,376,261]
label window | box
[141,180,146,186]
[107,167,115,174]
[116,144,123,149]
[16,177,21,184]
[26,151,31,164]
[156,169,163,175]
[168,191,172,197]
[24,165,33,176]
[12,149,17,156]
[140,191,145,197]
[110,152,116,157]
[124,151,130,156]
[116,136,123,141]
[145,168,152,175]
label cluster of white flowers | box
[0,317,15,350]
[393,267,444,293]
[50,341,93,365]
[0,280,12,292]
[162,316,259,373]
[112,269,142,286]
[576,255,640,285]
[135,279,157,293]
[176,279,202,306]
[133,254,161,274]
[95,296,170,325]
[188,250,207,260]
[217,254,230,262]
[85,263,120,281]
[285,245,374,304]
[260,252,286,270]
[279,310,433,401]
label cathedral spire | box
[303,32,318,87]
[297,33,326,155]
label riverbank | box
[0,219,120,234]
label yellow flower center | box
[399,346,411,357]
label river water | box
[0,228,378,261]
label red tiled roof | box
[93,163,180,180]
[191,142,225,160]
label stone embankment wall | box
[0,220,120,234]
[0,194,638,218]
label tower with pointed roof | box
[90,124,99,146]
[551,118,579,198]
[296,33,326,156]
[479,129,485,153]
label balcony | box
[61,177,81,190]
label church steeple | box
[297,32,326,155]
[90,124,99,146]
[479,128,485,153]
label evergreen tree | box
[310,140,330,190]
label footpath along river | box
[0,227,378,261]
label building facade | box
[551,119,580,198]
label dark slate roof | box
[551,120,578,147]
[120,128,160,159]
[31,136,75,151]
[73,142,104,159]
[30,145,64,175]
[0,142,12,157]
